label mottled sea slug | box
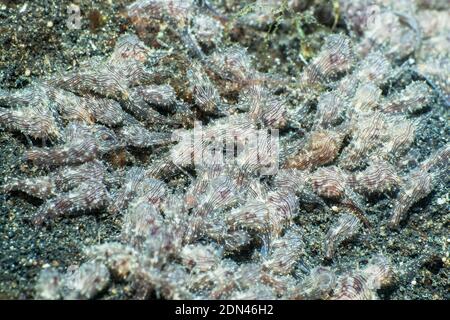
[0,0,447,301]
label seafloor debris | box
[0,0,448,300]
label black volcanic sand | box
[0,0,448,299]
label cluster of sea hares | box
[0,0,449,299]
